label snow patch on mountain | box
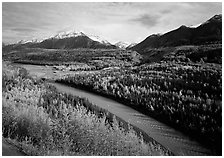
[17,39,41,44]
[52,30,86,39]
[87,34,112,45]
[114,41,129,49]
[189,23,202,28]
[50,30,113,45]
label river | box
[15,63,212,156]
[51,82,212,156]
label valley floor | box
[2,45,222,155]
[11,62,216,155]
[2,62,169,156]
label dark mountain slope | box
[131,14,222,53]
[37,36,117,49]
[192,15,222,44]
[3,32,117,51]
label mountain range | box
[3,31,117,50]
[37,34,116,49]
[3,14,222,52]
[130,14,222,53]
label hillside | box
[131,14,222,53]
[37,35,117,49]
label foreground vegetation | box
[2,62,169,156]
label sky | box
[2,2,222,44]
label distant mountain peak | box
[51,30,113,46]
[16,39,40,44]
[179,25,188,28]
[208,14,222,22]
[114,41,129,49]
[87,34,112,45]
[52,30,86,39]
[131,14,222,52]
[17,40,28,44]
[201,14,222,26]
[35,29,117,49]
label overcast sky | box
[2,2,222,44]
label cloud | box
[160,9,172,14]
[131,14,160,28]
[2,2,222,44]
[11,28,37,32]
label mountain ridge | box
[130,14,222,53]
[4,30,117,50]
[3,14,221,51]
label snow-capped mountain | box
[36,30,117,49]
[9,30,117,49]
[51,30,113,46]
[131,14,222,52]
[17,39,41,44]
[52,31,86,39]
[17,40,29,44]
[87,34,112,45]
[114,41,129,49]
